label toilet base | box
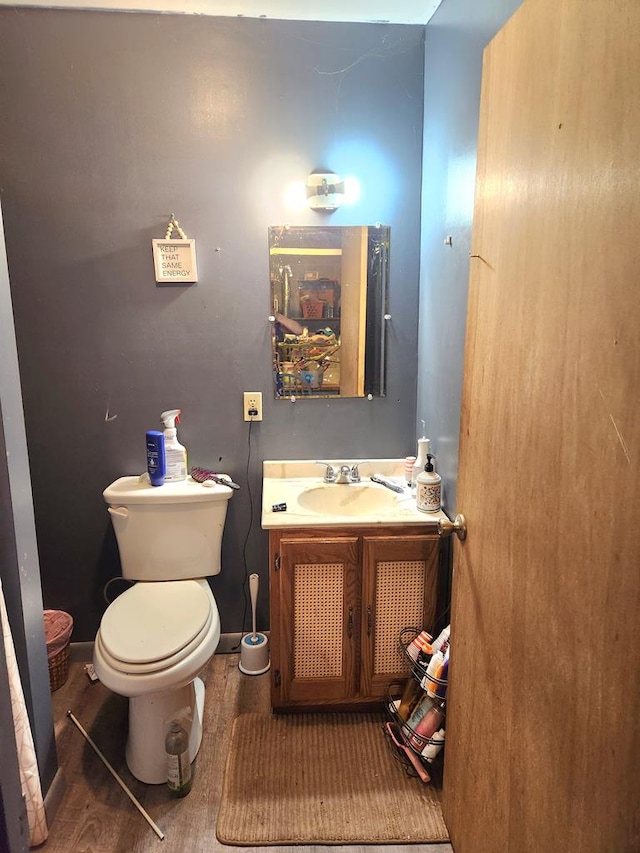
[126,676,205,784]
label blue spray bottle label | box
[146,430,166,486]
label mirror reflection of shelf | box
[287,317,341,324]
[297,280,339,321]
[269,247,343,256]
[276,335,341,396]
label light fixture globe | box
[306,171,346,211]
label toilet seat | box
[98,580,212,675]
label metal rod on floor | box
[66,710,165,841]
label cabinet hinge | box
[274,553,280,571]
[274,669,281,687]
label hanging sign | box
[152,216,198,283]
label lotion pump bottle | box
[146,430,165,486]
[161,409,188,482]
[416,453,442,513]
[411,433,431,487]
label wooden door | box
[360,535,439,698]
[340,226,368,396]
[444,2,640,851]
[274,536,359,707]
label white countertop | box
[261,459,448,529]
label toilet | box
[93,474,233,784]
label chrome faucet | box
[315,461,367,484]
[336,465,353,484]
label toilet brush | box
[239,573,270,675]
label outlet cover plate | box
[243,391,263,421]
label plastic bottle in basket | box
[397,678,422,722]
[408,701,445,751]
[407,630,432,662]
[421,728,446,762]
[432,624,450,653]
[424,642,448,696]
[415,640,434,671]
[403,694,435,742]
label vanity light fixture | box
[306,172,344,211]
[305,171,360,212]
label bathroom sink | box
[261,459,447,529]
[297,484,399,516]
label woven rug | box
[216,712,449,846]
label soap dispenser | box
[416,453,441,513]
[411,431,431,487]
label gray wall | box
[418,0,523,512]
[0,10,425,641]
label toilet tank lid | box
[103,475,233,505]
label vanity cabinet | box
[268,524,443,712]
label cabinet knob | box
[437,513,467,541]
[347,607,354,638]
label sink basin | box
[261,459,447,529]
[297,484,399,516]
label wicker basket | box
[48,643,71,692]
[301,298,324,319]
[44,610,73,692]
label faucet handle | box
[350,461,369,482]
[315,461,336,483]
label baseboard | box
[69,632,267,661]
[70,641,94,662]
[216,633,244,654]
[44,767,66,829]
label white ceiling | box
[0,0,444,25]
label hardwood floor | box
[46,654,453,853]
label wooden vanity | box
[268,523,445,711]
[262,460,448,712]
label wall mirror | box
[269,225,390,399]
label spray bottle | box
[416,453,441,513]
[160,409,187,482]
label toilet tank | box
[103,476,233,581]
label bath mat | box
[216,711,449,846]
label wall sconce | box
[283,171,361,212]
[306,172,345,211]
[305,171,360,212]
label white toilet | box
[93,474,233,784]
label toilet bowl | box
[94,475,233,784]
[94,579,221,783]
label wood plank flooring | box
[46,655,453,853]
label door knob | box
[437,513,467,541]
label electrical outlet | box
[243,391,263,422]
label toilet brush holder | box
[238,573,270,675]
[239,632,270,675]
